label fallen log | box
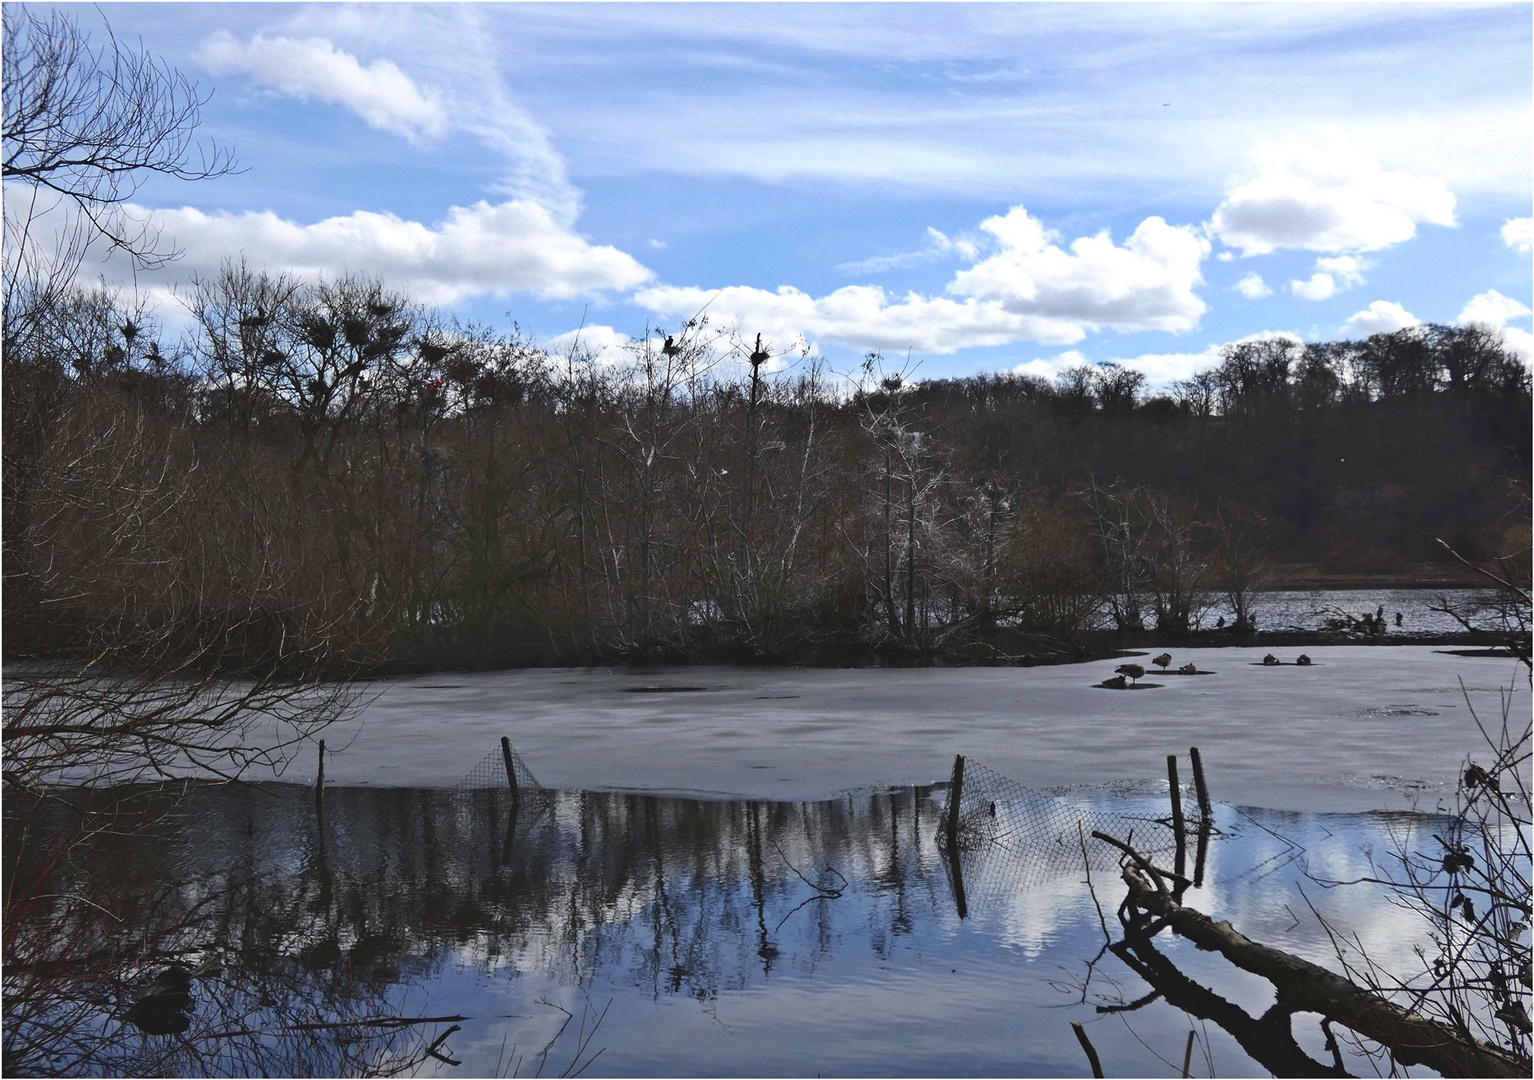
[1118,861,1527,1078]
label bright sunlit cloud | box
[1458,289,1534,361]
[1209,131,1457,257]
[87,199,654,306]
[1290,255,1368,301]
[1502,216,1534,253]
[637,206,1209,355]
[1340,300,1421,337]
[1234,273,1273,300]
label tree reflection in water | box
[6,782,959,1075]
[6,781,1439,1077]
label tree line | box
[4,263,1528,668]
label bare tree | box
[1210,501,1268,632]
[3,5,236,344]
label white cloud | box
[1457,289,1534,361]
[547,325,636,366]
[838,227,979,275]
[1289,255,1368,301]
[1209,130,1456,256]
[1290,273,1339,302]
[1011,330,1303,389]
[1234,272,1273,299]
[1497,327,1534,361]
[1340,300,1421,337]
[206,11,584,223]
[81,198,652,306]
[198,32,448,141]
[636,206,1210,355]
[1457,289,1532,329]
[948,207,1210,332]
[1502,217,1534,253]
[635,283,1081,355]
[1010,349,1090,382]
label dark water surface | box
[7,782,1439,1077]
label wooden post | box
[500,736,521,816]
[1189,746,1212,825]
[1181,1029,1196,1078]
[1167,754,1186,879]
[314,740,325,805]
[1070,1021,1105,1078]
[944,754,968,919]
[945,754,965,852]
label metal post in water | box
[314,740,325,805]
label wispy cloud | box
[235,6,585,224]
[197,32,447,140]
[837,227,978,276]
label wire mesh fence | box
[455,741,542,794]
[450,740,553,829]
[939,757,1211,902]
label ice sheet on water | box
[291,645,1526,813]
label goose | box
[1262,654,1280,666]
[1178,662,1198,675]
[1115,663,1146,685]
[1102,674,1128,689]
[1152,652,1172,671]
[1296,654,1312,666]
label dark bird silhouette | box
[1152,652,1172,671]
[1296,654,1312,666]
[1102,674,1127,689]
[1262,653,1280,666]
[1216,615,1226,629]
[1395,611,1403,627]
[1115,663,1146,685]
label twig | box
[1071,1020,1105,1078]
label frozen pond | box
[315,646,1526,813]
[6,783,1457,1078]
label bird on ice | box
[1178,662,1198,675]
[1115,663,1147,685]
[1262,654,1280,666]
[1152,652,1172,671]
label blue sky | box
[32,2,1534,383]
